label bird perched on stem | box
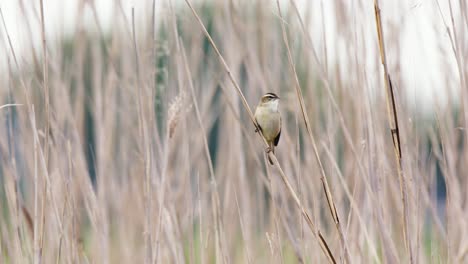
[254,92,282,165]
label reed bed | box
[0,0,466,263]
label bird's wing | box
[255,117,263,133]
[274,116,281,146]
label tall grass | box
[0,0,466,263]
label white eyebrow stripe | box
[264,94,278,99]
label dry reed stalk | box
[29,105,67,263]
[55,141,74,264]
[284,5,395,261]
[154,99,170,261]
[183,0,337,263]
[32,104,40,264]
[168,2,228,262]
[0,8,31,107]
[0,103,22,110]
[321,142,380,263]
[293,114,308,263]
[435,9,468,259]
[131,8,154,264]
[432,112,453,262]
[373,1,412,262]
[196,173,205,264]
[38,2,50,260]
[275,1,351,263]
[288,0,387,237]
[265,162,285,264]
[30,77,78,261]
[0,8,33,262]
[234,191,252,264]
[38,0,50,164]
[180,40,228,264]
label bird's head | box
[260,92,280,110]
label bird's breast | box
[255,108,281,142]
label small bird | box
[254,92,282,165]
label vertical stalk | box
[373,1,412,262]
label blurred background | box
[0,0,466,263]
